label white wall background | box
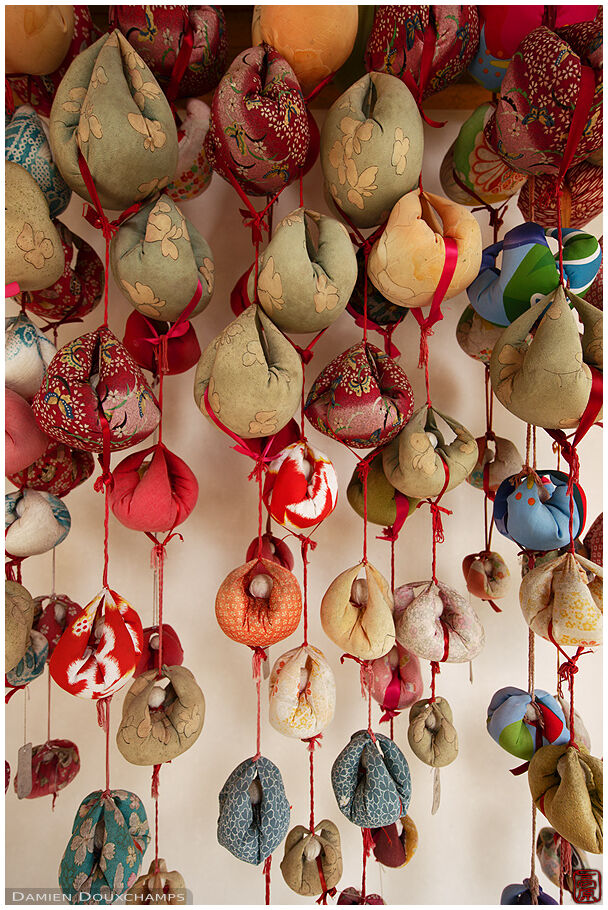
[5,109,603,906]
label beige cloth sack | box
[117,665,204,765]
[408,697,458,768]
[519,552,602,648]
[320,562,394,660]
[382,404,477,499]
[367,190,482,308]
[490,286,603,429]
[280,820,343,897]
[6,162,65,292]
[529,744,603,855]
[269,645,336,739]
[194,305,303,439]
[127,859,187,905]
[5,581,35,674]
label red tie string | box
[263,855,272,905]
[302,733,323,834]
[360,827,375,900]
[251,646,268,761]
[92,410,114,589]
[152,764,161,873]
[142,280,204,376]
[97,696,111,794]
[145,530,184,675]
[379,666,402,724]
[165,10,194,105]
[401,20,447,129]
[547,622,590,747]
[315,856,337,905]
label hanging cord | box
[146,531,184,675]
[251,647,268,761]
[360,826,375,901]
[527,628,540,905]
[152,763,162,872]
[97,696,111,795]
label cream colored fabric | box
[269,644,336,739]
[321,562,394,660]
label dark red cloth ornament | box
[18,225,103,327]
[7,442,94,498]
[135,625,184,677]
[482,5,599,59]
[517,161,603,229]
[338,888,385,905]
[246,533,294,571]
[365,6,480,100]
[14,739,80,800]
[109,443,199,533]
[205,44,311,196]
[122,311,201,376]
[109,5,227,98]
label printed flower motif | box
[242,340,265,367]
[98,841,116,873]
[278,212,304,229]
[137,713,172,744]
[70,817,96,865]
[313,274,340,313]
[199,257,214,293]
[129,812,150,839]
[61,86,86,114]
[208,377,220,414]
[329,140,348,184]
[129,67,162,111]
[113,863,125,895]
[127,113,167,152]
[145,203,185,259]
[220,322,244,345]
[125,845,138,868]
[123,45,145,72]
[410,433,437,475]
[162,27,172,46]
[90,66,108,91]
[585,319,602,365]
[249,410,278,435]
[469,135,525,197]
[340,117,374,158]
[121,280,166,315]
[16,223,55,270]
[44,382,73,419]
[136,175,170,200]
[257,257,284,311]
[391,128,410,175]
[497,344,525,404]
[77,101,103,144]
[346,165,378,210]
[174,704,202,738]
[455,428,476,454]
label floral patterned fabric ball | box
[365,6,480,99]
[109,5,227,98]
[205,45,310,197]
[59,789,150,903]
[7,442,95,499]
[517,161,603,229]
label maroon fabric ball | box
[205,45,311,196]
[517,161,603,230]
[109,5,227,97]
[365,5,480,99]
[135,625,184,677]
[123,310,201,376]
[7,441,94,498]
[586,236,603,310]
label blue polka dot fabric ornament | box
[493,471,586,552]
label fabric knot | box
[417,323,434,368]
[428,501,452,544]
[379,706,401,723]
[484,429,496,443]
[251,646,268,681]
[151,763,161,800]
[145,531,184,569]
[302,733,323,752]
[292,344,315,364]
[239,208,269,245]
[247,459,268,484]
[83,204,119,241]
[93,470,114,494]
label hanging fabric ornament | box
[127,859,187,906]
[5,162,65,292]
[5,489,71,558]
[252,5,358,95]
[347,248,407,354]
[5,389,50,475]
[110,195,215,322]
[246,533,294,571]
[109,5,227,98]
[109,444,198,533]
[8,442,95,499]
[217,756,291,864]
[528,744,603,854]
[320,71,423,229]
[268,644,336,738]
[338,887,385,905]
[467,435,523,495]
[382,404,477,499]
[536,827,590,894]
[556,695,592,751]
[367,190,482,308]
[407,697,458,767]
[467,25,510,92]
[366,644,423,718]
[135,625,184,677]
[347,449,419,528]
[331,730,411,827]
[33,327,161,452]
[305,342,414,449]
[59,789,151,902]
[493,470,586,552]
[13,739,80,801]
[490,287,603,430]
[250,207,357,334]
[5,628,48,688]
[117,666,205,765]
[519,553,602,648]
[5,581,35,674]
[456,305,504,365]
[49,588,144,698]
[462,551,510,605]
[122,311,202,378]
[17,224,104,328]
[263,441,338,530]
[49,30,178,210]
[583,514,603,566]
[5,104,71,218]
[215,558,302,648]
[440,103,526,206]
[321,563,395,661]
[487,688,570,760]
[33,594,82,656]
[394,581,485,663]
[5,312,56,401]
[371,815,418,868]
[167,98,213,203]
[5,5,75,75]
[484,26,601,175]
[365,6,481,100]
[500,880,558,905]
[518,162,603,230]
[205,44,310,197]
[194,306,303,439]
[280,820,343,897]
